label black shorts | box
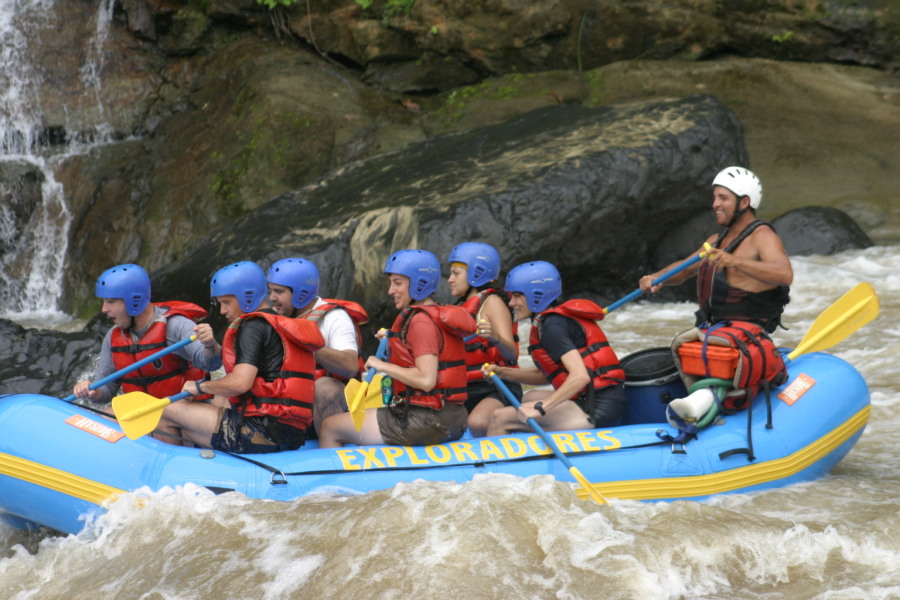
[463,378,523,412]
[211,408,306,453]
[376,402,467,446]
[573,383,627,427]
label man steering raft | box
[639,166,793,333]
[638,167,794,442]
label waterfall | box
[0,0,116,328]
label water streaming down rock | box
[0,0,115,326]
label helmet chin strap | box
[726,196,751,228]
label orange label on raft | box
[65,415,126,443]
[777,373,816,406]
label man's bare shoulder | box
[747,222,787,248]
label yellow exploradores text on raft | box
[334,430,622,471]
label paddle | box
[603,243,712,315]
[62,334,198,403]
[786,281,879,362]
[113,390,192,440]
[347,333,389,431]
[485,367,608,506]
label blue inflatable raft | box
[0,349,870,535]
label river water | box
[1,244,897,600]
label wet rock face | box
[5,0,894,319]
[280,0,899,92]
[151,94,749,330]
[0,318,104,398]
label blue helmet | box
[384,249,441,301]
[448,242,501,287]
[95,264,151,316]
[267,258,320,309]
[210,261,267,312]
[505,261,562,313]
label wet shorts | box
[376,402,468,446]
[463,378,523,412]
[573,383,627,427]
[211,408,306,454]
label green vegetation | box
[256,0,299,8]
[577,14,588,72]
[431,73,543,125]
[586,68,604,107]
[771,30,795,43]
[355,0,417,21]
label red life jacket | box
[111,301,209,398]
[302,298,368,380]
[222,311,325,430]
[529,299,625,398]
[460,289,516,381]
[387,304,474,409]
[674,320,788,411]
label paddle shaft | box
[488,373,576,465]
[603,251,706,315]
[363,337,390,384]
[488,372,607,504]
[62,334,198,403]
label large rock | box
[153,94,748,332]
[774,206,874,256]
[0,318,103,398]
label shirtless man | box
[639,166,793,333]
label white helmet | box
[712,167,762,209]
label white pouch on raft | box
[666,388,715,427]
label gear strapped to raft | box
[660,320,788,460]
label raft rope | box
[139,427,675,480]
[61,399,695,482]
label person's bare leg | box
[486,390,592,435]
[157,402,222,447]
[313,376,347,435]
[318,409,384,448]
[467,396,503,437]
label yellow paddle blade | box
[112,391,171,440]
[347,380,370,432]
[570,467,608,505]
[343,378,362,406]
[787,282,879,361]
[360,374,385,410]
